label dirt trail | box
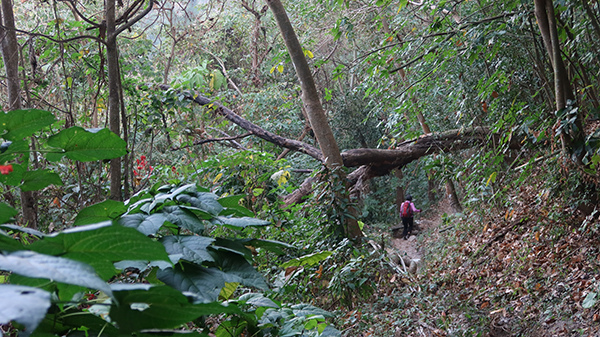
[389,199,452,264]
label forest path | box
[389,199,452,267]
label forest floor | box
[342,197,600,337]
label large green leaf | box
[46,127,127,162]
[144,183,197,212]
[0,109,56,141]
[20,169,63,192]
[73,200,127,226]
[160,235,215,264]
[0,285,51,337]
[212,216,270,229]
[110,284,242,333]
[162,206,206,233]
[0,202,17,224]
[121,207,205,235]
[119,213,166,236]
[0,251,112,297]
[177,192,223,215]
[29,222,170,279]
[157,264,225,303]
[211,251,268,290]
[217,195,254,217]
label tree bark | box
[106,0,122,200]
[1,0,38,228]
[265,0,362,239]
[534,0,585,160]
[445,179,462,213]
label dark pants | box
[401,217,414,238]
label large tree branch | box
[158,84,324,161]
[156,86,521,204]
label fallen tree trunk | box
[157,86,519,203]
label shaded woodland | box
[1,0,600,336]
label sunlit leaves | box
[46,127,127,162]
[0,109,55,141]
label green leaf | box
[217,194,244,207]
[0,285,51,337]
[46,127,127,162]
[218,195,254,217]
[239,293,279,308]
[73,199,127,226]
[29,222,170,279]
[212,216,270,229]
[0,224,45,238]
[0,251,113,298]
[486,172,497,186]
[280,251,333,268]
[144,183,197,212]
[177,192,223,215]
[0,109,56,141]
[161,206,206,233]
[212,238,253,260]
[121,207,205,235]
[219,282,239,301]
[160,235,215,264]
[212,251,268,290]
[110,284,240,333]
[157,263,225,303]
[0,231,25,252]
[120,213,166,236]
[237,238,295,255]
[0,202,17,224]
[20,169,63,192]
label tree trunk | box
[106,0,122,200]
[445,179,462,213]
[265,0,362,239]
[534,0,585,159]
[1,0,38,228]
[393,168,405,213]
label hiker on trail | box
[400,194,421,240]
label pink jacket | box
[400,201,420,217]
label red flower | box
[0,165,13,175]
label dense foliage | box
[2,0,600,335]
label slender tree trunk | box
[394,168,405,213]
[266,0,362,239]
[534,0,585,160]
[106,0,122,200]
[579,0,600,46]
[1,0,38,228]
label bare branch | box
[171,132,252,151]
[114,0,155,36]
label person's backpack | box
[400,201,413,218]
